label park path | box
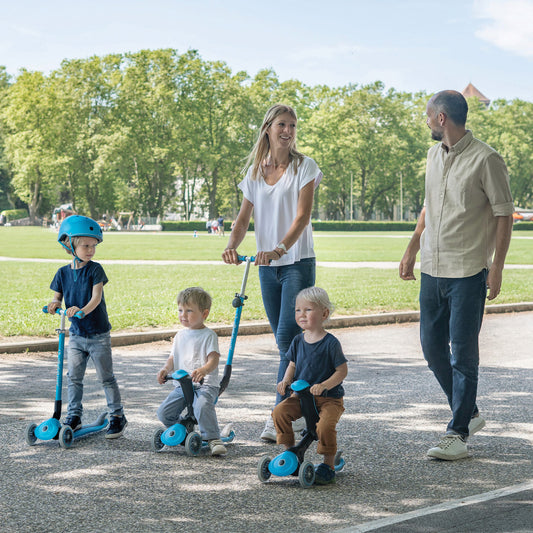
[1,313,532,532]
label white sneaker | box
[209,439,227,456]
[260,418,276,442]
[427,434,468,460]
[292,417,306,433]
[468,415,486,435]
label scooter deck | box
[201,429,235,447]
[72,413,108,439]
[314,457,345,472]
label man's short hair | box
[431,90,468,126]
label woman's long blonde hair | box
[242,104,305,180]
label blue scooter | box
[24,307,108,449]
[257,380,346,488]
[151,255,254,455]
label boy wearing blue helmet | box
[47,215,127,438]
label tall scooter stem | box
[52,311,67,421]
[218,255,255,395]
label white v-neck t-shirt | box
[238,156,323,266]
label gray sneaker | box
[468,415,486,435]
[427,434,468,460]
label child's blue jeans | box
[66,332,124,419]
[157,384,220,441]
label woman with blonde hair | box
[222,103,323,442]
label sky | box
[1,0,532,102]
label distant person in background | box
[399,90,514,460]
[222,103,322,442]
[217,215,224,236]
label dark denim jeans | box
[420,270,487,438]
[258,257,316,405]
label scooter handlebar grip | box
[42,306,84,319]
[237,255,256,262]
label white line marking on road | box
[332,480,533,532]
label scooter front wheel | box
[59,426,73,449]
[298,461,315,488]
[25,423,38,446]
[184,432,202,456]
[257,456,272,483]
[151,428,165,452]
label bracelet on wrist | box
[273,249,281,258]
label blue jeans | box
[157,385,220,440]
[67,332,124,418]
[419,270,487,438]
[258,257,316,405]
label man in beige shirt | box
[399,90,514,460]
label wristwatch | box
[276,243,287,253]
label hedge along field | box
[1,227,533,337]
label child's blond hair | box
[60,235,85,255]
[177,287,212,311]
[296,287,335,314]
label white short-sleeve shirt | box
[170,327,220,387]
[238,156,323,266]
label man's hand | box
[487,267,503,300]
[399,251,417,281]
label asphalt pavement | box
[1,312,532,533]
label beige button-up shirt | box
[420,130,514,278]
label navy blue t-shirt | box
[287,332,347,398]
[50,261,111,337]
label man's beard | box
[431,129,443,141]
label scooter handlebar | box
[237,255,256,262]
[42,306,85,319]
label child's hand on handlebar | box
[48,301,61,314]
[310,383,328,396]
[277,380,291,395]
[66,306,83,318]
[190,368,206,383]
[157,369,168,385]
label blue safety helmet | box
[58,215,103,243]
[58,215,102,260]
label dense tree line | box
[0,50,532,223]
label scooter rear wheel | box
[298,461,315,488]
[257,456,272,482]
[59,426,73,449]
[184,432,202,456]
[151,428,165,452]
[25,423,38,446]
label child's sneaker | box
[209,439,227,456]
[427,434,468,460]
[260,418,276,442]
[314,463,336,485]
[105,415,128,439]
[63,416,82,431]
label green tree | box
[1,70,61,222]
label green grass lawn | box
[1,227,532,337]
